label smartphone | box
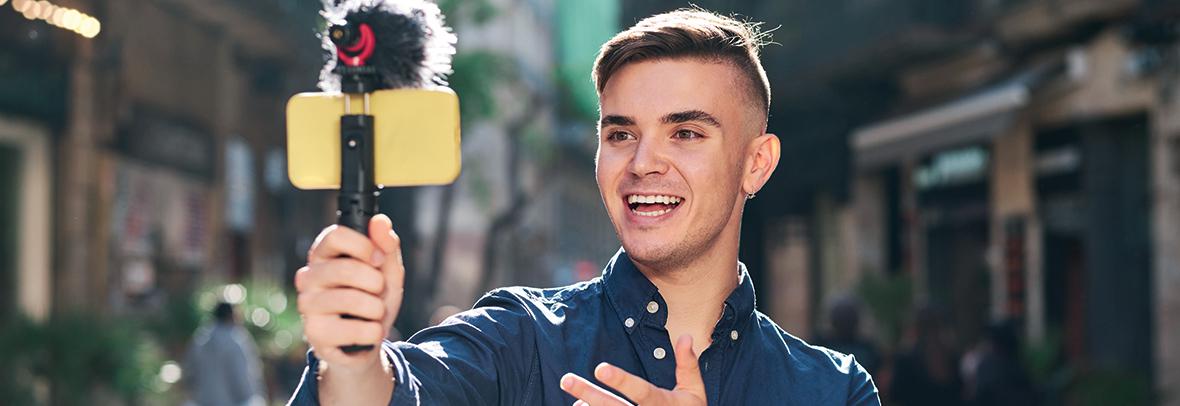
[286,88,461,189]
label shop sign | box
[914,146,989,190]
[117,114,214,179]
[225,137,255,232]
[1035,145,1081,176]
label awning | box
[851,65,1056,169]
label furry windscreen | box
[318,0,457,91]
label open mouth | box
[626,194,684,217]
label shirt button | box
[646,301,659,314]
[624,317,635,328]
[730,330,739,341]
[653,347,667,360]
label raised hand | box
[295,214,405,372]
[560,335,707,406]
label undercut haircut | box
[593,9,772,117]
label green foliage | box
[522,125,555,166]
[856,271,912,349]
[192,281,305,359]
[1071,369,1155,406]
[1024,329,1065,387]
[146,291,205,351]
[449,51,512,122]
[464,157,494,212]
[0,316,39,405]
[439,0,499,25]
[0,313,169,405]
[438,0,514,125]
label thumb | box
[672,335,705,398]
[368,214,405,327]
[368,214,399,257]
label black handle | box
[338,113,379,354]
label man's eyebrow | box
[661,110,722,128]
[600,115,635,127]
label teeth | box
[633,208,672,216]
[627,195,682,205]
[626,194,682,217]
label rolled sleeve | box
[286,288,540,405]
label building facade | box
[847,0,1180,401]
[0,0,324,319]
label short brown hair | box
[593,9,771,115]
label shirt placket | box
[629,294,677,391]
[701,302,741,405]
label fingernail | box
[597,364,614,380]
[371,250,385,266]
[560,374,573,389]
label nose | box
[628,136,669,177]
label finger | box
[573,401,589,406]
[560,373,632,406]
[672,335,706,395]
[294,259,385,295]
[308,224,382,266]
[297,289,386,321]
[595,362,656,404]
[309,344,374,369]
[302,314,386,348]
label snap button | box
[730,330,739,341]
[624,317,635,328]
[653,347,666,360]
[646,301,659,314]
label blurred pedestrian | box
[962,320,1039,406]
[817,296,882,375]
[890,304,963,406]
[183,301,266,406]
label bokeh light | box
[159,361,182,384]
[222,284,246,305]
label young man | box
[289,9,879,405]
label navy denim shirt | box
[289,249,879,405]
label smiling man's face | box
[596,58,767,271]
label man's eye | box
[607,131,635,141]
[674,129,702,139]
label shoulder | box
[752,311,879,403]
[435,279,604,329]
[751,312,855,371]
[473,278,604,313]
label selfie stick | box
[331,22,380,354]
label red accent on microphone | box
[337,24,375,67]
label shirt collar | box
[721,261,757,333]
[602,248,757,332]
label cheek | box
[596,149,626,180]
[595,154,621,199]
[683,151,742,200]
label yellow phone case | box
[286,88,462,189]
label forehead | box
[599,59,748,124]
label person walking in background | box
[890,304,963,406]
[962,320,1040,406]
[817,296,882,376]
[183,301,266,406]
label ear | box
[743,133,780,196]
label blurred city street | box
[2,0,1180,404]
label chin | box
[620,238,684,270]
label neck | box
[633,228,741,355]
